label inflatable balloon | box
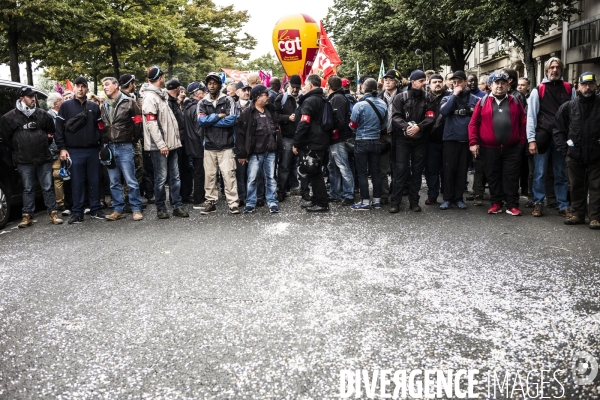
[272,14,320,80]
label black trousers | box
[481,145,523,209]
[567,157,600,221]
[142,150,155,198]
[442,141,469,203]
[192,157,206,203]
[391,139,427,205]
[178,147,194,200]
[304,150,328,207]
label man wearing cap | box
[526,57,575,218]
[233,80,258,207]
[377,69,402,204]
[389,70,435,213]
[0,86,63,227]
[183,81,207,207]
[469,73,527,216]
[236,85,282,213]
[55,76,105,223]
[439,70,480,210]
[275,74,303,202]
[554,72,600,229]
[142,65,188,219]
[424,74,446,205]
[99,77,144,221]
[197,72,239,215]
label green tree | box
[244,53,285,78]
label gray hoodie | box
[142,84,181,151]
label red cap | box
[341,78,351,87]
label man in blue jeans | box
[326,75,355,205]
[99,77,144,221]
[236,85,282,213]
[0,86,63,227]
[526,57,575,218]
[55,77,105,224]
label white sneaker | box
[84,208,91,215]
[61,209,72,216]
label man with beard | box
[424,74,446,205]
[554,72,600,229]
[183,82,207,208]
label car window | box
[0,87,16,117]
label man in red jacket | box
[468,72,527,216]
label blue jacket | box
[197,92,237,151]
[440,90,479,142]
[349,94,387,140]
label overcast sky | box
[213,0,335,60]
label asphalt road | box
[1,187,599,399]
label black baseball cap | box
[450,71,467,81]
[166,79,181,91]
[74,76,88,87]
[119,74,136,86]
[147,65,164,81]
[236,81,251,90]
[18,86,35,97]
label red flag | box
[319,21,341,66]
[65,79,74,91]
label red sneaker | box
[506,207,523,216]
[487,203,503,214]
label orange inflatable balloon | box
[272,14,320,80]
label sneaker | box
[105,211,126,221]
[200,202,216,215]
[564,215,584,225]
[524,200,534,208]
[456,201,467,209]
[18,214,33,228]
[302,194,312,201]
[306,205,329,212]
[372,202,381,209]
[473,195,483,206]
[49,210,63,225]
[558,209,573,218]
[589,220,600,230]
[341,198,354,206]
[61,209,72,216]
[439,201,451,210]
[133,211,143,221]
[506,207,523,216]
[488,204,503,214]
[301,202,315,209]
[410,204,422,212]
[90,211,106,220]
[193,201,211,210]
[256,199,265,207]
[229,207,240,214]
[269,206,279,213]
[425,197,438,205]
[84,208,91,215]
[68,215,84,224]
[352,202,372,211]
[388,204,399,213]
[532,203,543,217]
[243,206,255,214]
[173,208,189,218]
[157,210,170,219]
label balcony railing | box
[569,16,600,49]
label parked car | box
[0,79,48,229]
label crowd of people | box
[1,56,599,230]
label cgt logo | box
[277,29,302,60]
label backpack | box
[537,81,572,99]
[320,97,336,132]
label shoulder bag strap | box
[365,99,384,124]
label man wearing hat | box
[236,84,282,213]
[55,76,105,223]
[183,81,207,207]
[275,74,304,202]
[439,70,480,210]
[377,69,403,204]
[389,69,436,213]
[424,73,446,205]
[468,72,527,216]
[0,86,63,227]
[142,65,188,219]
[197,72,240,215]
[554,72,600,229]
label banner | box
[221,68,274,83]
[311,21,342,80]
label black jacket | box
[391,89,435,143]
[274,92,299,139]
[236,103,282,158]
[428,93,445,143]
[100,95,142,144]
[55,98,102,149]
[293,88,330,151]
[329,88,352,144]
[168,94,186,144]
[183,98,204,159]
[0,105,55,164]
[554,95,600,164]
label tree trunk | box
[25,58,33,85]
[168,48,174,79]
[521,19,537,85]
[110,34,120,78]
[8,26,20,82]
